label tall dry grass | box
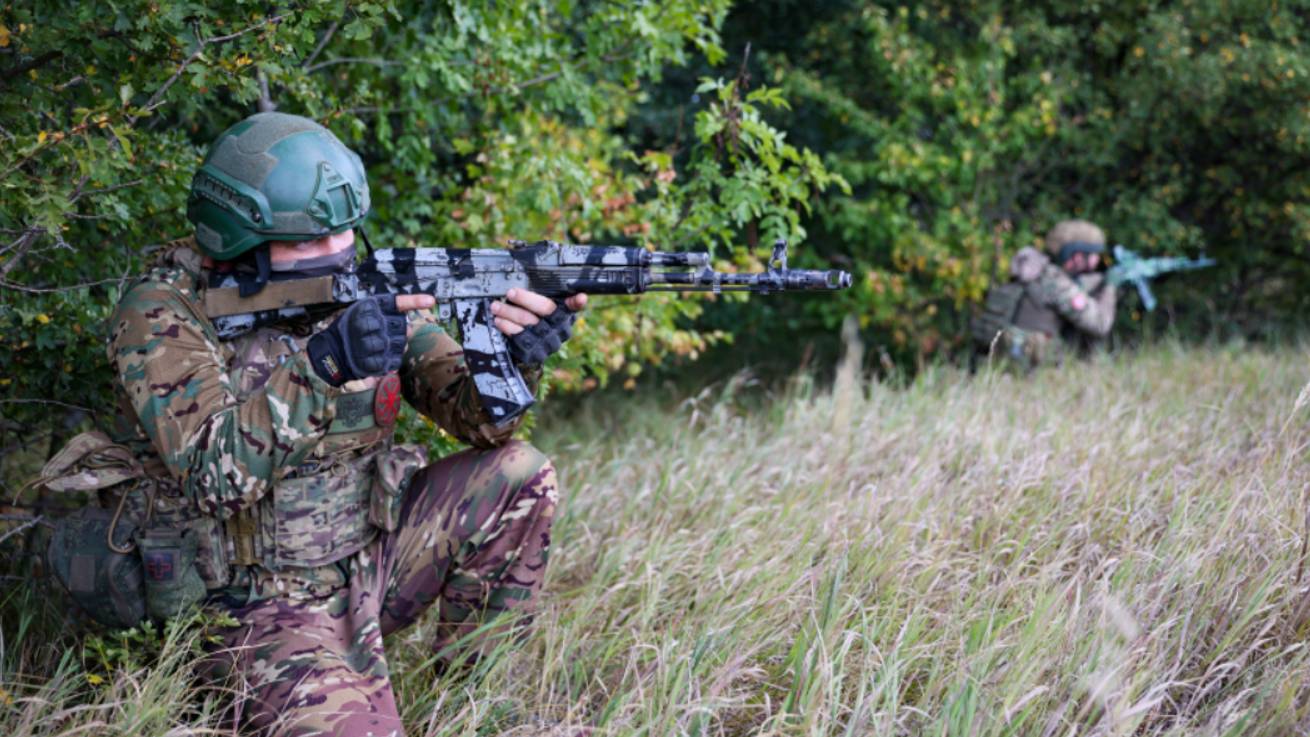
[3,344,1309,736]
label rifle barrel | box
[649,267,851,291]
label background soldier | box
[972,219,1117,369]
[77,112,585,736]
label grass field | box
[3,344,1309,736]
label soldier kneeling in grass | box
[40,111,586,736]
[972,219,1118,370]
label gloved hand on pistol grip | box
[507,300,576,366]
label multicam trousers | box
[210,440,558,737]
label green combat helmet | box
[187,112,370,263]
[1045,219,1105,266]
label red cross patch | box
[144,551,175,582]
[374,373,402,427]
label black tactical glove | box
[307,295,407,386]
[507,300,576,366]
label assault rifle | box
[203,238,852,425]
[1106,245,1216,311]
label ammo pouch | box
[137,528,206,621]
[371,443,427,532]
[39,430,210,626]
[48,508,146,629]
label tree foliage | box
[4,0,1309,452]
[0,0,841,449]
[693,0,1310,363]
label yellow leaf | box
[0,25,10,48]
[38,130,47,144]
[35,313,50,324]
[87,674,104,685]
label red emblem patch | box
[374,373,402,427]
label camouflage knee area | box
[403,439,555,537]
[447,438,557,560]
[477,439,552,491]
[205,593,402,737]
[454,439,558,605]
[380,440,558,650]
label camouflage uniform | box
[975,220,1117,370]
[105,241,557,736]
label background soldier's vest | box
[972,282,1058,346]
[970,282,1025,350]
[1011,287,1059,336]
[971,280,1063,368]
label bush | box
[670,0,1310,364]
[0,0,841,458]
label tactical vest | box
[39,247,430,625]
[49,292,422,605]
[971,280,1062,368]
[218,322,419,577]
[971,282,1023,349]
[1011,289,1059,336]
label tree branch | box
[135,13,289,121]
[304,57,400,74]
[71,178,146,203]
[0,50,62,89]
[0,228,44,278]
[0,274,133,294]
[0,517,48,546]
[302,18,341,69]
[0,399,95,414]
[511,43,638,92]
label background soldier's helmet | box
[1044,219,1106,265]
[186,112,370,261]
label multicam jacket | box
[104,240,535,600]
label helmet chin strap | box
[358,226,376,257]
[238,247,273,298]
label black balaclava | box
[1056,240,1105,267]
[221,239,357,296]
[269,244,357,278]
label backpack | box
[970,282,1025,351]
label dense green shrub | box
[0,0,841,461]
[673,0,1310,364]
[4,0,1308,458]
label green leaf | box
[109,126,133,160]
